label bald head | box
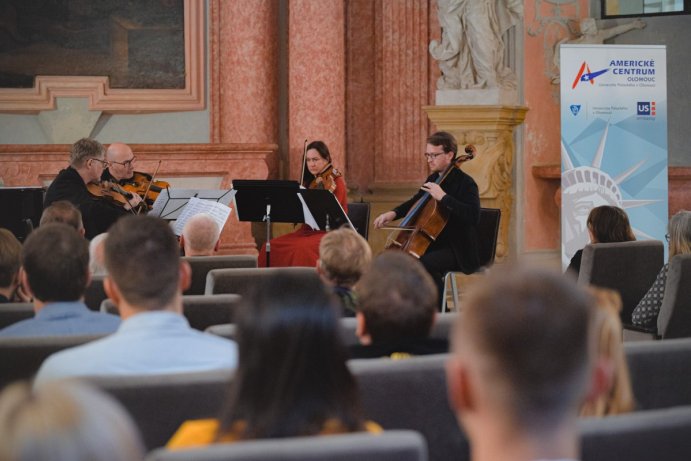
[105,143,136,181]
[181,213,221,256]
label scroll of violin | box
[385,144,476,258]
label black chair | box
[442,207,501,312]
[146,430,428,461]
[580,405,691,461]
[0,302,34,329]
[656,254,691,339]
[0,334,105,389]
[347,201,371,240]
[349,354,468,461]
[101,294,242,331]
[83,274,107,311]
[578,240,664,324]
[205,267,316,296]
[183,255,258,295]
[625,337,691,410]
[87,370,232,451]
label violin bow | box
[300,139,308,186]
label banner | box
[560,44,668,269]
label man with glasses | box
[372,131,481,306]
[102,142,144,209]
[45,138,130,239]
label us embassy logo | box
[571,59,657,89]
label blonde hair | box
[668,210,691,259]
[182,213,220,255]
[69,138,105,168]
[0,380,144,461]
[319,227,371,286]
[580,287,635,417]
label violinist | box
[372,131,480,304]
[102,142,144,209]
[44,138,130,239]
[258,140,348,267]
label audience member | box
[317,227,372,316]
[34,216,237,384]
[89,233,108,276]
[43,138,130,239]
[0,380,144,461]
[0,224,120,338]
[180,213,221,256]
[167,271,378,448]
[0,229,24,303]
[567,205,635,275]
[581,287,634,417]
[39,200,85,236]
[446,265,603,461]
[632,210,691,328]
[351,251,446,358]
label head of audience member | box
[586,205,636,244]
[355,251,437,345]
[40,201,85,237]
[180,213,221,256]
[21,224,89,309]
[69,138,108,185]
[668,210,691,260]
[89,233,108,276]
[0,380,143,461]
[446,265,602,461]
[217,271,364,440]
[318,227,371,288]
[580,287,634,417]
[104,215,190,318]
[0,228,22,302]
[105,143,136,182]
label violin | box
[385,145,476,258]
[120,171,170,211]
[308,163,341,194]
[86,181,139,213]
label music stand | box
[149,189,234,221]
[233,180,305,267]
[299,189,353,231]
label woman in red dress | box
[258,141,348,267]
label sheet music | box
[297,193,320,231]
[172,197,232,236]
[148,188,170,218]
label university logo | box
[569,105,581,116]
[637,101,656,116]
[571,61,609,89]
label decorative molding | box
[0,0,205,114]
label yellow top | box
[167,418,383,450]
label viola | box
[308,163,341,194]
[385,145,476,258]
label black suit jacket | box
[393,166,481,274]
[44,167,128,239]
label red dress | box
[258,173,348,267]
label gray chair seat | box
[0,302,34,329]
[205,267,316,296]
[146,430,427,461]
[183,255,258,295]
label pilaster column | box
[288,0,346,179]
[210,0,279,143]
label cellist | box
[372,131,480,304]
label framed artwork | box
[602,0,690,18]
[0,0,204,112]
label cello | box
[385,145,475,258]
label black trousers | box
[420,247,458,310]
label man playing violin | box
[44,138,131,239]
[373,131,481,306]
[102,142,144,207]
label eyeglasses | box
[110,156,136,168]
[424,152,447,160]
[665,233,670,242]
[89,158,110,169]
